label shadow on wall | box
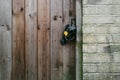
[104,45,120,53]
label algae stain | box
[63,65,76,80]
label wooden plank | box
[76,0,83,80]
[50,0,63,80]
[12,0,25,80]
[69,0,76,80]
[25,0,37,80]
[62,0,71,80]
[63,0,76,80]
[38,0,51,80]
[0,0,12,80]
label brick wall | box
[82,0,120,80]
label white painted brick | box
[84,5,120,15]
[96,34,108,43]
[83,64,98,72]
[95,24,120,34]
[114,16,120,23]
[97,5,120,15]
[83,25,96,33]
[83,44,97,53]
[111,5,120,15]
[96,0,112,4]
[111,73,120,80]
[95,23,120,27]
[106,34,114,43]
[83,33,97,43]
[83,6,97,15]
[83,15,113,24]
[112,34,120,43]
[83,0,120,79]
[111,63,120,72]
[96,25,113,34]
[97,63,111,72]
[83,0,112,5]
[83,0,120,80]
[83,53,111,63]
[112,0,120,4]
[84,73,120,80]
[83,73,120,80]
[83,73,111,80]
[96,5,112,15]
[83,0,87,4]
[113,53,120,62]
[97,44,109,53]
[96,27,109,34]
[109,27,120,33]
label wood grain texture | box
[25,0,37,80]
[0,0,77,80]
[51,0,63,80]
[0,0,12,80]
[76,0,82,80]
[12,0,25,80]
[38,0,51,80]
[62,0,71,80]
[69,0,76,80]
[63,0,76,80]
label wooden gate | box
[0,0,76,80]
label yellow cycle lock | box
[60,18,76,45]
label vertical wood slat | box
[51,0,63,80]
[12,0,25,80]
[76,0,82,80]
[38,0,51,80]
[62,0,71,80]
[69,0,76,80]
[63,0,76,80]
[0,0,12,80]
[9,0,77,80]
[25,0,37,80]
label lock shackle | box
[70,18,76,25]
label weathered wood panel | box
[76,0,82,80]
[0,0,12,80]
[25,0,37,80]
[38,0,51,80]
[69,0,76,79]
[12,0,25,80]
[51,0,63,80]
[63,0,76,80]
[0,0,77,80]
[63,0,71,80]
